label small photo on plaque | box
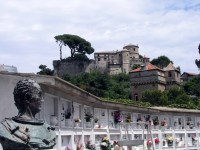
[101,109,105,117]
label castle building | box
[130,62,180,101]
[180,72,197,83]
[53,43,150,77]
[94,43,150,75]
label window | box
[134,94,138,101]
[168,71,172,77]
[104,58,106,61]
[133,48,135,51]
[98,58,100,61]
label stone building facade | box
[180,72,197,83]
[94,43,150,75]
[130,63,180,101]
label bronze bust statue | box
[0,79,56,150]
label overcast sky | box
[0,0,200,74]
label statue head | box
[13,79,44,115]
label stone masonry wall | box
[53,60,95,77]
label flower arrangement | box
[152,117,159,126]
[76,141,84,150]
[114,111,123,123]
[85,140,96,150]
[113,141,122,150]
[66,145,72,150]
[100,137,112,150]
[149,120,153,126]
[126,114,132,123]
[181,143,186,147]
[65,108,71,119]
[85,112,93,122]
[175,138,180,143]
[147,140,152,148]
[74,118,81,123]
[94,117,99,123]
[154,137,160,144]
[161,121,167,127]
[192,135,197,141]
[166,135,174,141]
[137,118,142,122]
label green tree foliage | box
[141,86,198,109]
[176,66,181,74]
[37,65,53,75]
[141,90,168,106]
[139,54,143,58]
[132,64,141,70]
[151,55,173,69]
[195,44,200,69]
[64,54,90,62]
[54,34,94,59]
[183,75,200,97]
[167,87,190,105]
[62,71,131,99]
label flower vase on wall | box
[86,121,91,128]
[155,143,159,148]
[65,119,72,127]
[154,125,159,129]
[192,140,197,145]
[101,146,108,150]
[163,140,166,146]
[115,123,119,129]
[50,115,58,126]
[74,122,79,127]
[167,140,173,147]
[94,122,98,128]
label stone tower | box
[121,49,130,73]
[123,43,139,59]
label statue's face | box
[28,83,44,114]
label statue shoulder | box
[0,118,19,142]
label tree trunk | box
[60,49,62,60]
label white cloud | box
[0,0,200,74]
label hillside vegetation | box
[62,71,200,109]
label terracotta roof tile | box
[130,63,163,72]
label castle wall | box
[53,60,95,77]
[130,70,166,84]
[108,64,122,75]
